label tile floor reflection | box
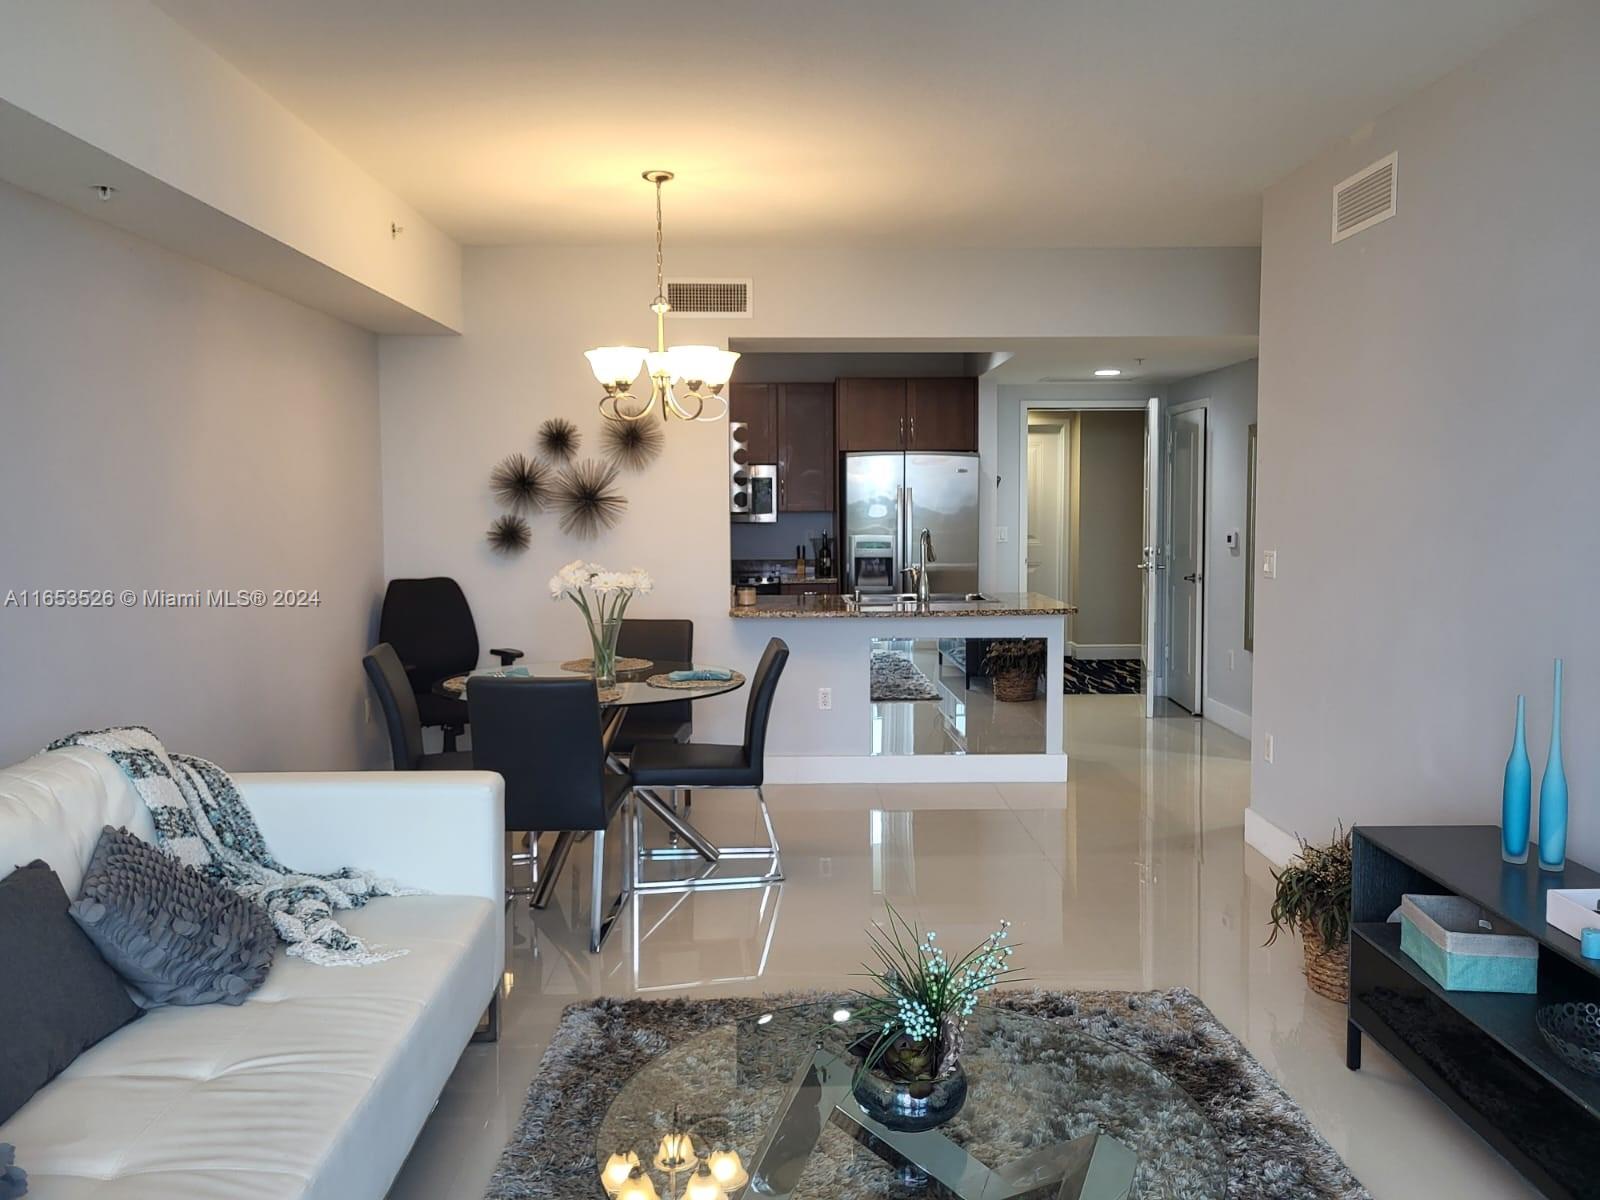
[386,696,1539,1200]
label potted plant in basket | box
[850,905,1020,1132]
[1266,827,1353,1003]
[983,639,1046,702]
[548,560,652,689]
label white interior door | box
[1025,422,1065,600]
[1139,398,1163,717]
[1166,408,1206,713]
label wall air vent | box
[1332,152,1398,243]
[666,278,752,318]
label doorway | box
[1021,406,1148,698]
[1165,408,1206,713]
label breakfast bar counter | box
[722,591,1073,782]
[729,592,1075,618]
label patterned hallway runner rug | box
[1064,657,1142,695]
[485,988,1370,1200]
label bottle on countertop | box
[794,544,807,580]
[817,533,834,580]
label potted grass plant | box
[849,905,1019,1132]
[1266,827,1353,1003]
[982,638,1046,702]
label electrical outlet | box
[996,526,1009,543]
[817,687,833,710]
[1261,549,1278,579]
[1263,733,1275,764]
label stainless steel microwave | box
[731,463,778,522]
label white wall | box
[0,180,386,771]
[1169,358,1257,722]
[1252,2,1598,853]
[0,0,461,332]
[380,243,1258,751]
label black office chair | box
[610,618,694,755]
[363,643,474,771]
[468,675,631,952]
[628,638,789,888]
[378,577,523,749]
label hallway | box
[389,697,1537,1200]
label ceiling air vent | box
[1332,152,1398,243]
[666,278,752,319]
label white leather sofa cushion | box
[0,749,505,1200]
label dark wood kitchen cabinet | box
[836,378,908,451]
[777,383,835,511]
[729,383,778,462]
[907,377,978,451]
[836,377,977,452]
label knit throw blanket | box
[49,726,417,966]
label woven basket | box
[993,669,1039,703]
[1300,923,1350,1003]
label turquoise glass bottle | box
[1501,695,1531,864]
[1538,659,1568,872]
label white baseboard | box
[1244,807,1301,868]
[1202,697,1251,740]
[1069,642,1141,660]
[766,754,1068,784]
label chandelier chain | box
[654,177,665,304]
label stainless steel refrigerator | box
[843,452,981,594]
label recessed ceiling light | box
[1093,368,1122,377]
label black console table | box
[1350,826,1600,1200]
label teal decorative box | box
[1398,894,1538,994]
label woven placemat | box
[596,685,622,703]
[559,656,653,674]
[645,670,745,690]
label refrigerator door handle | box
[903,485,915,589]
[894,485,905,591]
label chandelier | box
[585,171,738,423]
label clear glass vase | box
[589,616,622,689]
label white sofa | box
[0,747,505,1200]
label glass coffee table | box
[597,1003,1228,1199]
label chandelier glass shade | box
[585,171,738,423]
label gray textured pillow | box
[69,826,276,1007]
[0,860,141,1125]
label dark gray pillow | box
[0,859,142,1125]
[69,827,276,1007]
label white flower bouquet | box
[548,560,654,686]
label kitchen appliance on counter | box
[729,420,777,522]
[843,452,980,594]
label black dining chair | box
[628,638,789,889]
[378,577,524,750]
[467,674,632,952]
[610,618,695,756]
[363,643,474,771]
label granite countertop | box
[728,592,1075,618]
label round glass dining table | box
[434,659,748,867]
[434,659,746,707]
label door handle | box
[1183,572,1198,583]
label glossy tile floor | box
[387,696,1538,1200]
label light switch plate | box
[996,527,1009,543]
[1262,550,1278,579]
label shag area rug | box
[869,650,941,701]
[485,989,1370,1200]
[1065,657,1143,695]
